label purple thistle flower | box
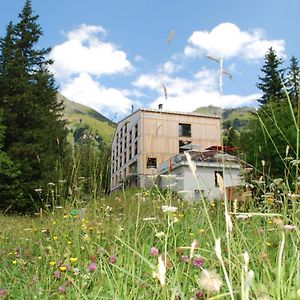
[181,255,190,263]
[193,256,205,268]
[87,262,97,272]
[150,247,159,257]
[109,255,116,264]
[196,290,204,299]
[54,270,61,279]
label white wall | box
[160,162,242,200]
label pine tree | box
[287,56,300,107]
[0,0,68,211]
[257,47,286,105]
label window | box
[124,152,127,164]
[134,141,138,155]
[129,146,132,160]
[215,171,224,187]
[135,123,138,138]
[179,140,191,153]
[179,123,191,137]
[147,157,157,168]
[129,130,132,144]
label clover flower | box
[87,262,97,272]
[150,247,159,257]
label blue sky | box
[1,0,299,121]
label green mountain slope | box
[194,105,256,130]
[58,93,116,145]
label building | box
[110,107,221,191]
[159,148,242,200]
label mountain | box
[194,105,256,130]
[58,93,116,145]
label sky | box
[1,0,300,121]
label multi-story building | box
[110,107,221,191]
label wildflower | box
[54,270,61,279]
[142,217,157,221]
[109,255,117,264]
[181,255,190,263]
[49,261,56,267]
[52,236,58,241]
[12,260,17,265]
[58,285,66,294]
[73,267,80,276]
[155,231,165,238]
[197,269,223,293]
[70,257,78,264]
[199,228,205,234]
[87,262,97,272]
[196,290,204,299]
[59,266,67,272]
[150,247,159,257]
[215,238,222,261]
[0,288,8,298]
[161,205,178,213]
[47,182,55,186]
[193,256,205,268]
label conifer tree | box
[287,56,300,107]
[0,0,68,211]
[257,47,286,105]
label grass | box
[1,187,300,299]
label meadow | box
[1,180,300,299]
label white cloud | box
[163,61,182,74]
[185,23,285,61]
[61,73,135,117]
[50,24,132,79]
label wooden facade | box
[110,108,221,191]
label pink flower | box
[193,257,205,268]
[109,255,117,264]
[54,270,61,279]
[196,290,204,299]
[181,255,190,263]
[87,262,97,272]
[0,288,8,298]
[150,247,159,257]
[58,285,66,294]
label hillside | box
[194,105,256,130]
[58,93,116,145]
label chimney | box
[158,103,163,110]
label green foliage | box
[257,47,286,105]
[0,0,68,211]
[287,56,300,106]
[222,120,239,148]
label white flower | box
[162,205,178,213]
[283,224,297,231]
[215,238,222,261]
[155,231,165,238]
[197,269,223,293]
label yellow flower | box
[268,220,273,225]
[59,266,67,272]
[37,256,42,260]
[63,215,68,219]
[178,213,184,218]
[211,202,216,207]
[49,261,56,267]
[52,221,57,225]
[12,260,17,265]
[199,228,205,234]
[52,236,58,241]
[266,242,272,247]
[67,241,72,245]
[70,257,78,264]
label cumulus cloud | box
[61,73,134,116]
[50,24,132,79]
[185,23,285,61]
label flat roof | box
[117,108,220,124]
